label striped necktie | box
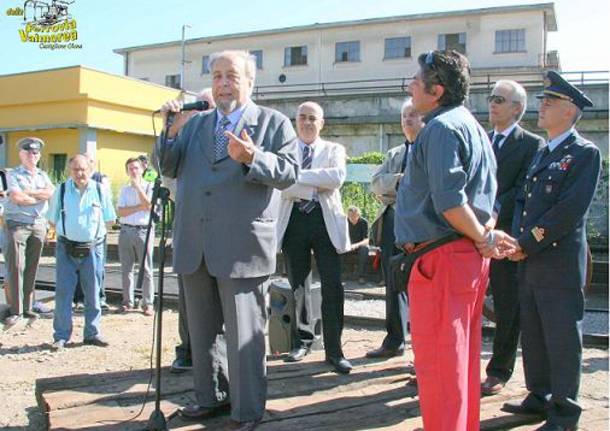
[298,145,317,214]
[214,116,231,161]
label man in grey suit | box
[158,50,299,431]
[367,98,424,359]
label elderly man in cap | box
[499,71,601,431]
[3,137,54,327]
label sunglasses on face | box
[487,95,508,104]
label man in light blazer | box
[367,98,424,359]
[158,50,299,431]
[276,101,353,374]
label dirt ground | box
[0,300,608,430]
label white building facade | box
[115,3,558,97]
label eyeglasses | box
[487,95,507,104]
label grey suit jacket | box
[370,143,407,223]
[158,102,299,278]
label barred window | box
[201,55,210,75]
[335,41,360,63]
[250,50,263,69]
[384,37,411,59]
[284,46,307,66]
[438,32,466,54]
[495,29,526,53]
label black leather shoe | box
[502,400,546,416]
[326,356,352,374]
[534,422,577,431]
[83,337,109,347]
[284,347,310,363]
[180,403,231,420]
[365,346,405,359]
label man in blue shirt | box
[46,154,116,350]
[394,50,511,430]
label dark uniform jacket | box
[512,130,601,289]
[491,125,544,231]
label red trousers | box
[408,238,489,431]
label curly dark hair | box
[417,50,471,106]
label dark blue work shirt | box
[394,104,497,245]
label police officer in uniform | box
[501,71,601,431]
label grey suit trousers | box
[183,259,269,422]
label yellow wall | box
[96,129,155,187]
[6,129,79,176]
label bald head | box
[69,154,92,189]
[297,101,324,118]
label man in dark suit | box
[481,80,544,396]
[159,50,299,431]
[500,71,601,431]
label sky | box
[0,0,608,76]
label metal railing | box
[252,70,609,100]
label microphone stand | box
[138,118,173,431]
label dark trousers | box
[379,207,408,349]
[519,280,584,427]
[485,257,520,381]
[282,206,344,358]
[175,274,192,361]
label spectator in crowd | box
[47,154,116,350]
[346,206,369,284]
[3,137,54,328]
[117,157,154,315]
[500,71,601,431]
[367,97,424,359]
[73,151,111,311]
[395,50,504,430]
[481,80,544,396]
[277,101,352,374]
[166,87,216,373]
[158,50,298,430]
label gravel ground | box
[344,298,610,335]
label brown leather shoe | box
[224,418,262,431]
[481,375,506,396]
[180,403,231,420]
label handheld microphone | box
[154,100,209,114]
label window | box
[201,55,210,74]
[335,41,360,63]
[250,50,263,69]
[384,37,411,59]
[51,154,67,180]
[284,46,307,66]
[495,29,526,53]
[165,74,181,89]
[438,32,466,54]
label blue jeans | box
[53,240,103,342]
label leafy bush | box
[347,152,384,165]
[587,157,609,244]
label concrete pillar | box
[78,127,97,157]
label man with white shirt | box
[276,101,352,374]
[481,80,544,395]
[117,157,154,315]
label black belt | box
[58,236,104,247]
[121,224,147,229]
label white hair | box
[297,101,324,118]
[208,50,257,82]
[401,97,414,115]
[493,80,528,122]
